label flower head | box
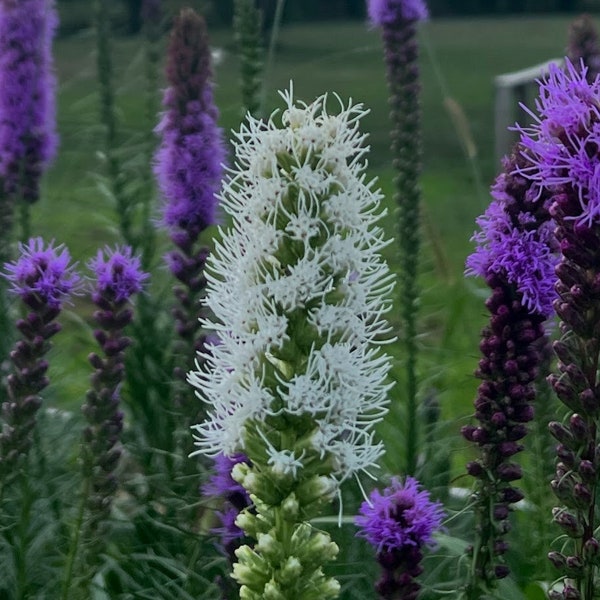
[154,8,225,237]
[0,0,58,200]
[355,476,444,554]
[88,245,148,304]
[2,237,79,308]
[518,60,600,227]
[189,86,394,485]
[465,179,558,317]
[367,0,428,26]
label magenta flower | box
[0,0,58,201]
[88,245,148,304]
[367,0,428,26]
[3,237,79,309]
[356,476,444,599]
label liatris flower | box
[189,87,394,599]
[81,246,147,538]
[233,0,264,117]
[518,59,600,600]
[356,476,444,600]
[202,453,252,559]
[154,8,225,431]
[462,146,557,595]
[368,0,427,475]
[567,14,600,83]
[0,238,78,484]
[0,0,58,204]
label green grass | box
[35,15,573,466]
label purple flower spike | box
[0,0,58,201]
[88,245,148,304]
[3,237,79,309]
[0,237,77,481]
[356,477,444,599]
[153,8,226,431]
[81,246,145,542]
[368,0,428,26]
[154,8,225,238]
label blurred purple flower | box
[0,0,58,201]
[88,245,148,304]
[367,0,428,26]
[2,237,79,309]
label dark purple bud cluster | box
[544,193,600,599]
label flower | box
[367,0,429,26]
[356,476,444,554]
[518,60,600,227]
[154,8,225,238]
[189,86,394,485]
[2,237,79,309]
[465,166,558,318]
[0,0,58,201]
[88,245,148,304]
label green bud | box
[281,492,300,521]
[239,585,261,600]
[264,581,286,600]
[302,532,339,568]
[232,462,250,484]
[256,532,284,562]
[296,475,337,506]
[234,545,271,586]
[279,556,303,581]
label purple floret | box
[356,476,444,554]
[367,0,429,26]
[202,452,251,508]
[2,237,79,308]
[88,246,148,304]
[0,0,58,200]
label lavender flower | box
[463,147,557,595]
[0,0,58,202]
[518,59,600,600]
[189,87,394,599]
[356,476,444,599]
[368,0,428,475]
[81,246,147,538]
[0,238,78,482]
[154,8,225,427]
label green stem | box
[61,475,91,600]
[15,474,32,600]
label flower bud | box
[552,507,584,538]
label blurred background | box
[56,0,600,37]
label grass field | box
[34,14,575,475]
